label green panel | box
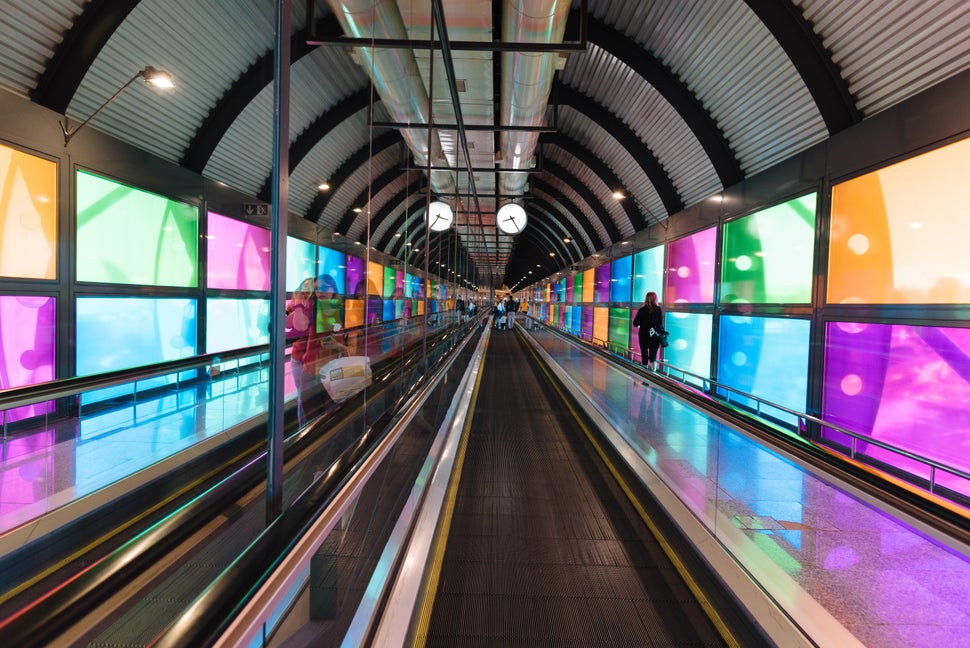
[608,307,631,351]
[383,265,397,298]
[76,170,198,287]
[721,194,816,304]
[571,271,583,303]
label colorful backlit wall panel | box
[822,322,970,480]
[829,137,970,305]
[205,298,269,354]
[318,247,346,295]
[664,313,712,385]
[0,295,55,421]
[667,227,716,305]
[77,297,197,376]
[0,144,57,280]
[594,264,611,303]
[76,170,198,287]
[633,247,664,306]
[721,194,816,304]
[717,315,810,425]
[610,255,632,304]
[286,237,316,292]
[608,307,631,352]
[207,212,271,291]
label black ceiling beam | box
[181,15,342,173]
[256,88,371,201]
[528,199,594,257]
[338,167,414,240]
[540,132,646,232]
[743,0,861,134]
[539,160,622,244]
[388,202,427,258]
[31,0,141,113]
[580,13,743,188]
[531,179,604,251]
[555,85,683,217]
[376,190,425,252]
[306,131,401,225]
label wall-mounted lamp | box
[60,66,175,146]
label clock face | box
[428,200,453,232]
[497,203,527,235]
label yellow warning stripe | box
[409,335,489,648]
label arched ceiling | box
[3,0,970,289]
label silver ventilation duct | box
[499,0,570,197]
[325,0,456,196]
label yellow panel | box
[593,306,609,344]
[366,261,383,295]
[345,298,364,329]
[0,144,57,279]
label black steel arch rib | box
[338,166,412,241]
[374,184,425,251]
[531,178,604,251]
[388,201,427,258]
[555,85,683,217]
[307,130,401,226]
[181,15,344,172]
[528,199,593,257]
[541,132,645,232]
[743,0,861,133]
[539,160,622,244]
[31,0,141,112]
[580,13,743,188]
[257,88,372,201]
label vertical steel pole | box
[267,0,290,523]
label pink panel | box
[207,212,271,290]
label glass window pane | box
[667,227,716,305]
[0,144,57,280]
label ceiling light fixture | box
[61,66,174,145]
[612,191,625,200]
[318,182,330,191]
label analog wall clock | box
[428,200,453,232]
[496,203,527,235]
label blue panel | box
[663,312,712,385]
[318,246,347,295]
[717,315,810,425]
[610,255,633,304]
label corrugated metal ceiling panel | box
[68,0,280,164]
[0,0,85,98]
[539,175,610,247]
[594,0,828,176]
[545,147,635,239]
[798,0,970,117]
[323,144,400,233]
[561,43,722,207]
[556,108,666,225]
[204,45,370,200]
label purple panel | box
[0,296,55,422]
[667,227,716,305]
[823,322,970,484]
[581,307,593,339]
[345,256,366,297]
[207,212,271,290]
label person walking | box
[633,291,664,371]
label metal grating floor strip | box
[424,331,728,647]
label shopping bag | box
[319,355,372,402]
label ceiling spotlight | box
[549,252,555,256]
[353,207,362,213]
[563,237,571,243]
[612,191,625,200]
[61,66,175,145]
[318,182,330,191]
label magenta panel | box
[666,227,716,305]
[206,212,271,291]
[0,295,55,422]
